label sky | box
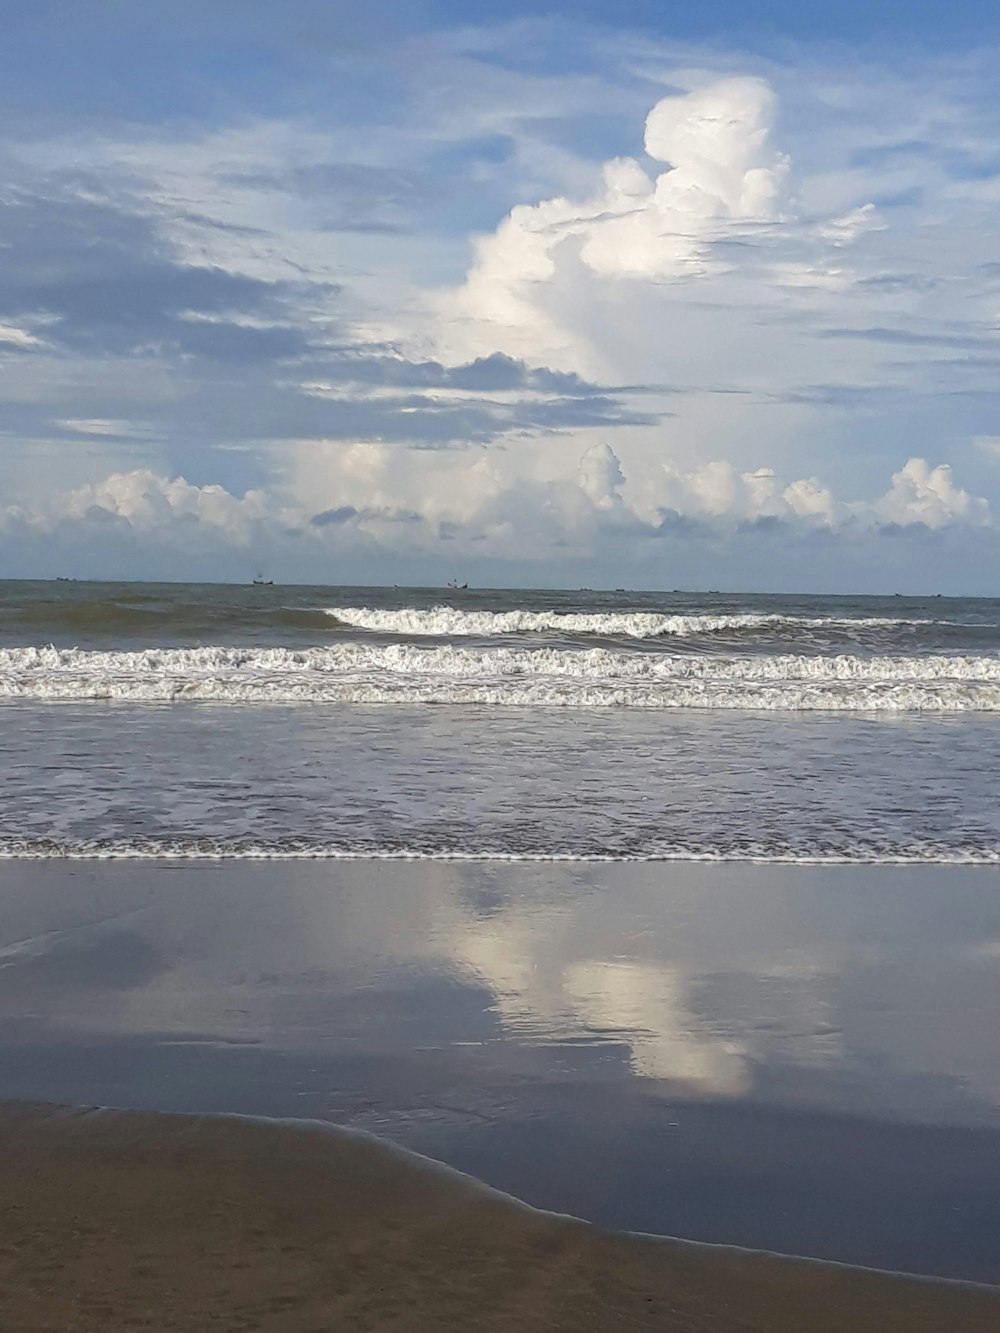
[2,2,1000,591]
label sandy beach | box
[2,1099,998,1332]
[3,858,1000,1286]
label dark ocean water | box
[1,580,998,861]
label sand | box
[1,1101,998,1332]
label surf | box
[2,643,999,710]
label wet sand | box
[2,859,1000,1284]
[2,1100,998,1333]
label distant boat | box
[252,574,273,586]
[447,579,468,590]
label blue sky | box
[1,2,1000,590]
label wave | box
[6,595,999,654]
[325,605,1000,650]
[1,838,996,863]
[3,600,336,635]
[325,606,923,639]
[2,644,999,710]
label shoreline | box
[2,1099,999,1332]
[3,857,1000,1284]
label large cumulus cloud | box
[441,76,836,371]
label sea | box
[1,579,998,864]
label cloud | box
[579,442,626,509]
[36,470,274,548]
[0,443,993,591]
[0,321,49,350]
[641,459,838,527]
[580,75,790,280]
[875,458,990,529]
[14,447,983,555]
[59,419,158,440]
[0,183,324,361]
[817,202,886,246]
[442,76,798,366]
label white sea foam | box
[1,644,999,709]
[0,837,997,869]
[0,839,997,863]
[324,606,941,639]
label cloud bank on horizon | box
[1,4,1000,591]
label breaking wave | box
[1,837,997,863]
[2,644,999,710]
[323,605,1000,654]
[326,606,926,639]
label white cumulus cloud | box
[445,76,795,366]
[47,470,274,546]
[875,459,990,529]
[641,458,838,526]
[578,441,626,509]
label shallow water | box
[1,859,999,1281]
[1,702,997,861]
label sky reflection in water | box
[1,860,999,1279]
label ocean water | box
[1,580,998,862]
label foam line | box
[1,644,998,710]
